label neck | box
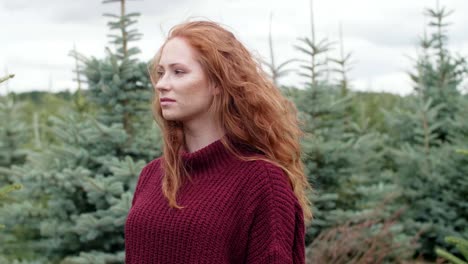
[183,120,225,153]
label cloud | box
[2,0,468,96]
[1,0,193,24]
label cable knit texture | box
[124,137,305,263]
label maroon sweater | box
[124,138,305,263]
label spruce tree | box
[408,3,467,143]
[0,1,162,263]
[262,12,296,88]
[290,3,411,256]
[0,74,28,168]
[0,74,25,227]
[384,3,468,260]
[0,74,26,262]
[291,43,404,254]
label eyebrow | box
[157,63,186,68]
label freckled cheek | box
[170,87,193,107]
[179,79,207,97]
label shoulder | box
[143,157,162,173]
[131,157,163,205]
[242,159,291,191]
[240,159,297,210]
[136,157,163,187]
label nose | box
[155,74,170,93]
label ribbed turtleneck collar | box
[180,135,234,174]
[180,135,261,175]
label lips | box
[160,98,176,102]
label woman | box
[125,20,313,264]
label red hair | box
[149,20,313,225]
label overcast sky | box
[1,0,467,96]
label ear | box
[208,78,220,95]
[213,85,220,95]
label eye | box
[174,69,185,75]
[157,70,164,77]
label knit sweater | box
[124,137,305,263]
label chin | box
[162,115,177,121]
[162,112,182,121]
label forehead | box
[159,37,198,66]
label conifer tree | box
[408,2,467,143]
[262,12,296,88]
[290,2,410,254]
[71,0,152,141]
[329,22,354,96]
[384,3,468,260]
[0,74,26,264]
[291,40,402,253]
[0,74,28,168]
[0,1,162,262]
[295,0,333,88]
[0,74,25,229]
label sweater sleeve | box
[244,162,306,264]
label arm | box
[244,162,306,264]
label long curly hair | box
[148,20,313,225]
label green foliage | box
[295,37,333,87]
[287,84,406,253]
[0,183,22,229]
[0,95,29,167]
[1,1,467,263]
[434,150,468,264]
[328,23,354,96]
[0,74,25,231]
[0,111,161,262]
[0,0,160,262]
[70,0,152,140]
[408,4,467,143]
[349,92,404,133]
[262,12,297,87]
[382,4,468,261]
[436,236,468,264]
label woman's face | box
[155,37,219,123]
